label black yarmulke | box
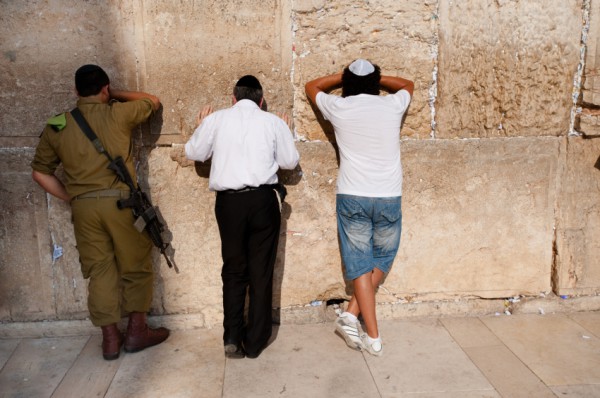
[235,75,262,90]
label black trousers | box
[215,188,281,354]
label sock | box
[341,311,358,323]
[366,334,381,344]
[366,334,382,351]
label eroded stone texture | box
[1,0,599,326]
[436,0,582,138]
[46,192,88,319]
[0,1,139,142]
[0,149,55,321]
[292,0,437,140]
[555,137,600,296]
[138,0,294,145]
[141,142,344,326]
[386,137,559,299]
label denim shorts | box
[336,194,402,280]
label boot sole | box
[103,352,120,360]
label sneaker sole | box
[335,323,363,351]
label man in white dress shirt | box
[185,75,299,359]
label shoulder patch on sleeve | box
[47,113,67,132]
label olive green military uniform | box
[31,97,155,326]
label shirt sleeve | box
[273,117,299,170]
[185,113,216,162]
[391,89,412,114]
[315,91,337,121]
[112,98,154,130]
[31,127,61,175]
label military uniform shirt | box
[31,97,154,199]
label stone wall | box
[1,0,599,328]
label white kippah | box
[348,59,375,76]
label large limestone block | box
[45,189,88,320]
[0,149,55,321]
[386,137,559,299]
[555,137,600,296]
[138,0,294,145]
[436,0,582,138]
[292,0,437,140]
[147,141,343,325]
[0,1,139,142]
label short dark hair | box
[233,75,263,105]
[341,63,381,97]
[75,64,109,97]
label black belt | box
[218,184,275,195]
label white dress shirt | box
[185,99,299,191]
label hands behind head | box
[196,105,215,128]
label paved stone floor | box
[1,312,600,397]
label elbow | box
[406,81,415,96]
[151,97,161,112]
[31,170,43,184]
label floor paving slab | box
[0,338,20,369]
[105,329,224,398]
[0,336,89,398]
[51,335,123,398]
[550,384,600,397]
[364,318,497,397]
[441,316,555,398]
[481,314,600,386]
[223,323,380,398]
[569,311,600,337]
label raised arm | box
[109,88,161,111]
[305,73,343,104]
[380,75,414,96]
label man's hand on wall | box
[196,105,214,128]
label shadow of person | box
[136,106,179,306]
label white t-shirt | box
[316,90,411,197]
[185,99,299,191]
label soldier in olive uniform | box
[31,64,169,360]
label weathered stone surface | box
[1,0,600,327]
[0,149,55,321]
[555,137,600,296]
[436,0,582,138]
[0,0,139,141]
[292,0,437,140]
[138,0,294,145]
[390,137,559,299]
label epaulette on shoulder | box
[47,113,67,132]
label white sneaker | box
[361,334,383,357]
[335,315,364,351]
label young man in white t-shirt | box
[305,59,413,356]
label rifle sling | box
[70,107,114,163]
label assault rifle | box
[108,156,178,272]
[70,107,178,273]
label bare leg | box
[347,268,384,318]
[349,268,385,338]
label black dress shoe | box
[243,346,263,359]
[224,342,245,359]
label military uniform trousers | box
[71,192,154,326]
[215,187,281,355]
